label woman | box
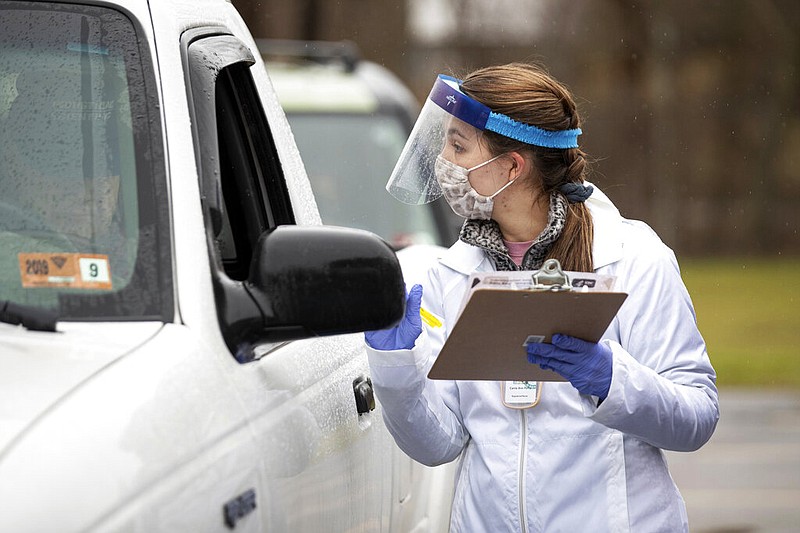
[366,63,719,532]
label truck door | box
[183,29,394,531]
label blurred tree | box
[233,0,408,77]
[232,0,799,257]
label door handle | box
[353,375,375,415]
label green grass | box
[679,257,800,389]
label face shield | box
[386,74,582,205]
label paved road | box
[666,388,800,533]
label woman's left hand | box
[526,334,613,400]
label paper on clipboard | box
[428,268,627,382]
[456,270,618,319]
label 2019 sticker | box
[18,253,112,290]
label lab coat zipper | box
[518,409,529,532]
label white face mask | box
[434,154,515,220]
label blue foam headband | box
[429,75,581,149]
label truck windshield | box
[286,113,443,249]
[0,2,169,321]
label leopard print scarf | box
[459,192,567,272]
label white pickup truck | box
[0,0,453,531]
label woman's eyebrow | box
[446,127,470,141]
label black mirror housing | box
[246,225,405,344]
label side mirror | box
[218,225,405,359]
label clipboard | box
[427,260,627,381]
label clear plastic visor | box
[386,75,493,205]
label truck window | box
[185,33,294,282]
[0,2,170,321]
[214,64,295,280]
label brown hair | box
[460,63,594,272]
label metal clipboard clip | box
[531,259,572,292]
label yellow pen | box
[419,306,442,328]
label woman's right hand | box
[365,284,423,350]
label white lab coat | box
[366,186,719,532]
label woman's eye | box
[452,142,464,154]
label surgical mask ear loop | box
[466,153,504,173]
[466,153,515,200]
[487,177,516,200]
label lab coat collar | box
[439,240,491,275]
[439,182,624,274]
[586,183,625,269]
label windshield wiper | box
[0,300,58,332]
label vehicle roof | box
[266,62,379,113]
[260,40,420,118]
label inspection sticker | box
[18,253,112,290]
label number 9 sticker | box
[79,257,110,284]
[18,253,112,290]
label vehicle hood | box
[0,321,163,455]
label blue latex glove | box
[526,333,613,400]
[365,284,423,350]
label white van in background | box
[260,39,461,252]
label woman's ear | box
[507,151,528,181]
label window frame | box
[182,28,295,359]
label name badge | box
[502,381,542,409]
